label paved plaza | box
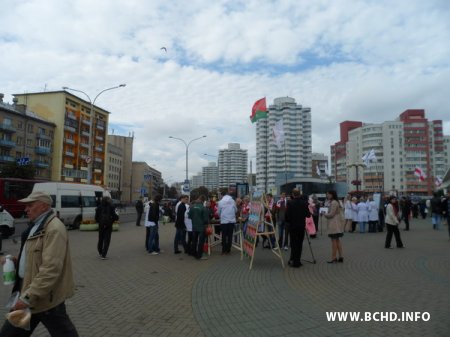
[1,215,449,337]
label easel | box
[243,193,284,270]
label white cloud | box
[1,0,449,184]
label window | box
[61,195,80,208]
[27,124,33,132]
[17,121,23,129]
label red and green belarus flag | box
[250,97,268,123]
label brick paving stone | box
[0,216,448,336]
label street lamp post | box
[62,84,126,184]
[347,163,365,195]
[169,135,207,191]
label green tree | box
[191,186,209,199]
[0,162,36,179]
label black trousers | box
[385,224,404,248]
[136,211,143,226]
[0,302,79,337]
[191,230,206,259]
[221,223,234,253]
[290,226,305,266]
[98,225,112,257]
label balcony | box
[64,138,75,145]
[35,161,50,168]
[80,166,88,171]
[81,131,90,137]
[35,146,51,155]
[65,151,75,157]
[94,157,102,163]
[95,147,103,152]
[64,125,76,133]
[63,177,74,182]
[36,133,51,140]
[0,155,15,162]
[66,113,77,121]
[64,164,74,169]
[0,139,16,148]
[96,124,104,130]
[95,135,104,141]
[82,119,91,126]
[94,168,102,173]
[0,124,16,133]
[80,143,89,149]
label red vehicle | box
[0,178,43,218]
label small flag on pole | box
[414,167,426,181]
[362,149,377,166]
[250,97,268,123]
[435,176,443,187]
[316,164,321,177]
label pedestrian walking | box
[0,191,79,336]
[174,195,188,254]
[384,196,404,249]
[95,196,119,259]
[188,195,209,260]
[146,195,162,255]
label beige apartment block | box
[106,135,133,203]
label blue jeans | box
[359,222,367,233]
[173,228,186,253]
[147,225,160,252]
[0,302,78,337]
[432,213,441,229]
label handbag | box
[305,216,316,235]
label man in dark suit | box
[285,189,311,268]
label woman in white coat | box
[356,196,369,233]
[367,195,379,233]
[343,194,353,232]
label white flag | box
[435,176,443,187]
[316,164,321,177]
[362,149,377,166]
[272,119,285,149]
[362,151,370,166]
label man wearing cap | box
[0,191,79,336]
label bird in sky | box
[160,47,167,52]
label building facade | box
[15,91,110,185]
[202,162,218,191]
[256,97,312,195]
[191,172,203,189]
[218,143,248,189]
[131,162,162,201]
[106,135,133,203]
[0,94,55,179]
[342,110,447,196]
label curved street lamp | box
[169,135,207,185]
[62,84,126,184]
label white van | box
[32,182,111,229]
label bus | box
[0,178,44,218]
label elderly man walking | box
[0,191,79,336]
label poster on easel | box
[243,192,284,270]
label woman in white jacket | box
[367,195,379,233]
[343,194,353,232]
[384,196,404,249]
[356,196,369,233]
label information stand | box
[207,220,243,256]
[243,193,284,270]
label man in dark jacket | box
[174,195,188,254]
[135,197,144,226]
[285,189,311,268]
[146,195,162,254]
[430,193,443,230]
[95,196,119,259]
[188,195,209,260]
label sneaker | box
[283,246,289,251]
[101,256,108,260]
[200,256,208,260]
[174,251,182,254]
[150,251,159,255]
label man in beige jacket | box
[0,191,79,336]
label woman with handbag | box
[384,196,404,249]
[322,190,345,263]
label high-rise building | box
[340,110,447,195]
[106,134,133,203]
[14,91,110,185]
[0,94,56,179]
[218,143,247,189]
[202,162,218,191]
[256,97,312,194]
[191,172,203,189]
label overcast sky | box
[1,0,449,184]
